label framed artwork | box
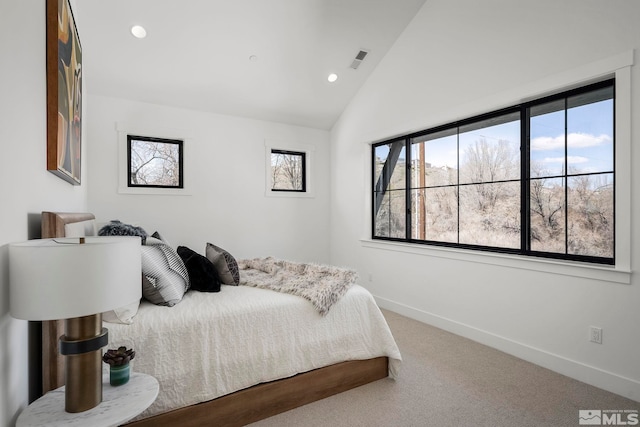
[46,0,82,185]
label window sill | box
[360,239,631,285]
[117,187,192,196]
[264,190,314,199]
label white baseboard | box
[375,295,640,403]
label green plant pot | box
[110,364,130,386]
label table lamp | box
[9,236,141,413]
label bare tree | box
[131,141,180,186]
[567,174,613,257]
[462,139,518,182]
[460,139,519,212]
[530,179,563,232]
[271,152,303,190]
[375,136,612,257]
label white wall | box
[86,95,331,263]
[3,2,637,424]
[0,1,88,425]
[330,0,640,401]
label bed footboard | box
[126,357,389,427]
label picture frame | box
[46,0,82,185]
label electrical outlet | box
[368,273,373,282]
[589,326,603,344]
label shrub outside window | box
[372,79,615,265]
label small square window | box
[270,149,306,192]
[127,135,183,188]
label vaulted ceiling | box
[76,0,426,129]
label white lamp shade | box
[9,236,142,321]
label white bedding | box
[105,284,402,420]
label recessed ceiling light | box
[131,25,147,39]
[327,73,338,83]
[249,55,258,62]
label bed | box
[39,211,402,426]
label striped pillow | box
[141,236,190,306]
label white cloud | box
[542,156,589,164]
[531,133,612,151]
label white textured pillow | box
[103,300,140,324]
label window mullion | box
[456,128,460,244]
[405,138,412,240]
[564,98,569,255]
[521,107,530,254]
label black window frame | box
[127,134,184,189]
[270,149,307,193]
[372,79,615,265]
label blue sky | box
[375,97,614,180]
[530,99,613,176]
[435,99,614,177]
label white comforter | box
[105,284,402,420]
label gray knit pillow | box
[98,220,148,244]
[141,236,190,306]
[205,243,240,285]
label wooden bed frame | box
[40,211,389,426]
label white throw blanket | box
[239,257,358,316]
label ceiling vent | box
[349,49,369,70]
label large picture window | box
[372,79,615,265]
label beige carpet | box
[250,309,639,427]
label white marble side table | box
[16,372,159,427]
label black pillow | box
[99,220,148,244]
[177,246,221,293]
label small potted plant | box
[102,346,135,386]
